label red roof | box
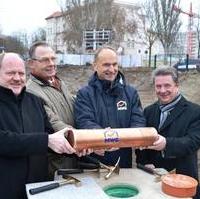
[45,11,63,20]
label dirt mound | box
[57,66,200,107]
[179,71,200,104]
[57,66,156,107]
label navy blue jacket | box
[0,86,53,199]
[74,72,146,167]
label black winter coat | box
[136,97,200,198]
[74,72,146,168]
[0,86,53,199]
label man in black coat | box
[136,67,200,199]
[0,52,76,199]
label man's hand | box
[76,149,93,157]
[106,147,119,152]
[48,127,76,154]
[94,149,105,156]
[144,164,155,169]
[148,134,166,151]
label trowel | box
[136,163,176,182]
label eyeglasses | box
[32,57,57,63]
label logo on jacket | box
[104,129,120,143]
[117,100,127,110]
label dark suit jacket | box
[136,97,200,181]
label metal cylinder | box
[67,127,158,150]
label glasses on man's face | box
[32,57,57,64]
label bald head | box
[94,47,117,62]
[93,47,119,81]
[0,53,26,95]
[0,53,25,68]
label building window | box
[83,29,111,52]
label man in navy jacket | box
[136,67,200,199]
[74,47,146,168]
[0,52,76,199]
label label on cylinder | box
[104,129,120,143]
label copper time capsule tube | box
[66,127,158,150]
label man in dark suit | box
[136,67,200,198]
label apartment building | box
[45,1,159,56]
[173,31,198,58]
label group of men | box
[1,42,200,199]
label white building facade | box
[45,1,163,57]
[45,11,67,53]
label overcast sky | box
[0,0,199,35]
[0,0,60,35]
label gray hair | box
[94,46,117,62]
[29,41,50,59]
[152,67,179,84]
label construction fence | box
[56,53,191,68]
[56,53,144,67]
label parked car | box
[173,58,200,71]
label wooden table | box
[26,168,192,199]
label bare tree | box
[152,0,182,63]
[58,0,84,52]
[59,0,137,53]
[4,36,27,56]
[111,4,138,46]
[139,1,158,67]
[12,31,29,50]
[31,27,46,43]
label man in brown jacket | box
[26,41,79,179]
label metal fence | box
[56,53,194,68]
[56,53,143,67]
[152,54,187,68]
